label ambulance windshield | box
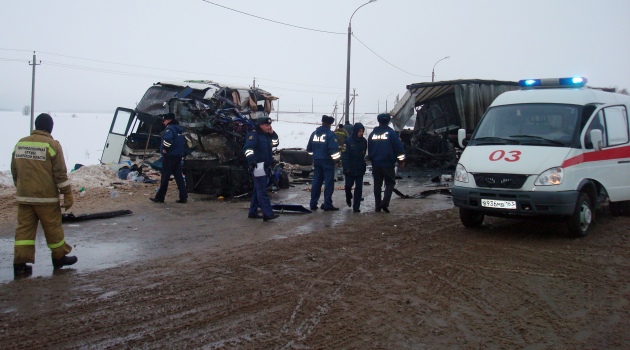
[472,104,580,147]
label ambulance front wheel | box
[459,208,485,228]
[567,192,593,238]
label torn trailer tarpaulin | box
[391,79,520,133]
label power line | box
[18,50,340,90]
[2,55,341,97]
[38,51,254,80]
[0,57,30,63]
[199,0,345,35]
[353,34,430,78]
[196,2,426,79]
[43,61,182,80]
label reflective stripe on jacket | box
[367,125,406,167]
[11,130,70,204]
[306,126,340,161]
[243,129,278,167]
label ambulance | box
[451,77,630,237]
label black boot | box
[52,255,78,269]
[345,189,353,207]
[14,263,32,277]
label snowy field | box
[0,111,382,175]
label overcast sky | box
[1,0,629,114]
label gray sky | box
[1,0,629,114]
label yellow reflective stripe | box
[15,240,36,246]
[16,196,59,203]
[331,152,341,160]
[397,154,406,161]
[48,239,66,249]
[57,180,71,188]
[15,141,56,157]
[244,149,254,156]
[163,141,172,147]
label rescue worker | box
[334,123,349,150]
[307,115,340,211]
[11,113,77,277]
[150,113,188,203]
[367,113,405,213]
[243,116,280,221]
[334,123,349,181]
[341,122,367,212]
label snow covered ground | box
[0,110,382,177]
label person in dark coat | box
[306,115,340,211]
[341,122,367,212]
[367,113,405,213]
[243,116,280,221]
[151,113,188,203]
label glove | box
[249,163,256,173]
[343,169,350,176]
[63,192,74,210]
[398,161,405,168]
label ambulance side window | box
[584,111,607,149]
[604,106,629,146]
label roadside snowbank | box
[0,164,126,191]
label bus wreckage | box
[100,80,284,197]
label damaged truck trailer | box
[100,80,279,197]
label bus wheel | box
[459,208,484,228]
[567,192,593,238]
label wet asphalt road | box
[0,171,455,283]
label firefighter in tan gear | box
[11,113,78,277]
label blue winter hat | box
[377,113,391,125]
[162,113,176,121]
[257,116,272,125]
[321,115,335,125]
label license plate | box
[481,199,516,209]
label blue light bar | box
[520,79,541,87]
[519,77,587,88]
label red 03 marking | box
[489,150,521,162]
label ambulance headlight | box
[455,164,469,183]
[535,167,564,186]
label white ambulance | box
[452,77,630,237]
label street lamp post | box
[345,0,376,125]
[431,56,450,82]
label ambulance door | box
[582,105,630,201]
[100,108,135,164]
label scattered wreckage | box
[100,80,287,197]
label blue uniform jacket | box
[367,125,405,167]
[341,122,367,176]
[161,122,187,157]
[306,126,340,161]
[243,128,279,168]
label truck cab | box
[452,77,630,237]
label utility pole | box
[29,51,41,134]
[276,99,279,121]
[252,77,256,89]
[351,89,358,124]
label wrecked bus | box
[100,80,278,197]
